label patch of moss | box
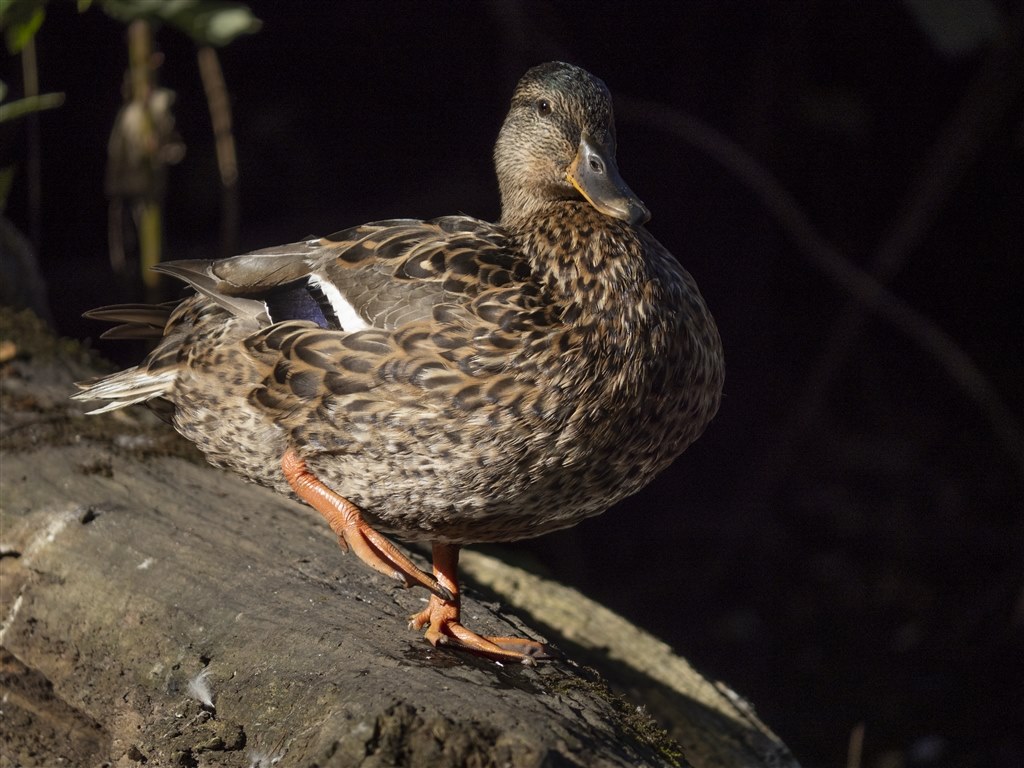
[1,305,205,465]
[549,666,688,767]
[0,306,106,369]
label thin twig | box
[744,28,1024,497]
[615,87,1024,478]
[846,722,865,768]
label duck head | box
[495,61,650,227]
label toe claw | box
[435,584,455,602]
[412,590,549,664]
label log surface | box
[0,309,799,768]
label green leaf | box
[189,4,261,46]
[99,0,191,23]
[99,0,260,46]
[1,0,47,54]
[0,91,65,123]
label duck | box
[74,61,724,665]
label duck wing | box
[163,215,537,431]
[155,215,528,333]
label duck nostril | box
[589,158,603,174]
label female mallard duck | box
[75,61,724,664]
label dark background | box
[3,3,1023,767]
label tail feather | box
[84,303,176,341]
[99,324,167,341]
[73,367,177,414]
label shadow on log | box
[0,308,799,768]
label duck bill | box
[567,133,650,225]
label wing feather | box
[230,217,538,435]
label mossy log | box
[0,309,799,768]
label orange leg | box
[409,543,554,665]
[281,449,451,600]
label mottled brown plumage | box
[75,62,724,663]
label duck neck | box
[505,201,692,410]
[509,201,656,324]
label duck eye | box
[536,98,552,117]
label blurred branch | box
[4,1,256,299]
[197,44,238,256]
[756,22,1024,491]
[846,722,865,768]
[98,0,258,289]
[128,19,160,295]
[617,65,1024,478]
[20,36,41,255]
[0,91,64,123]
[105,19,184,300]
